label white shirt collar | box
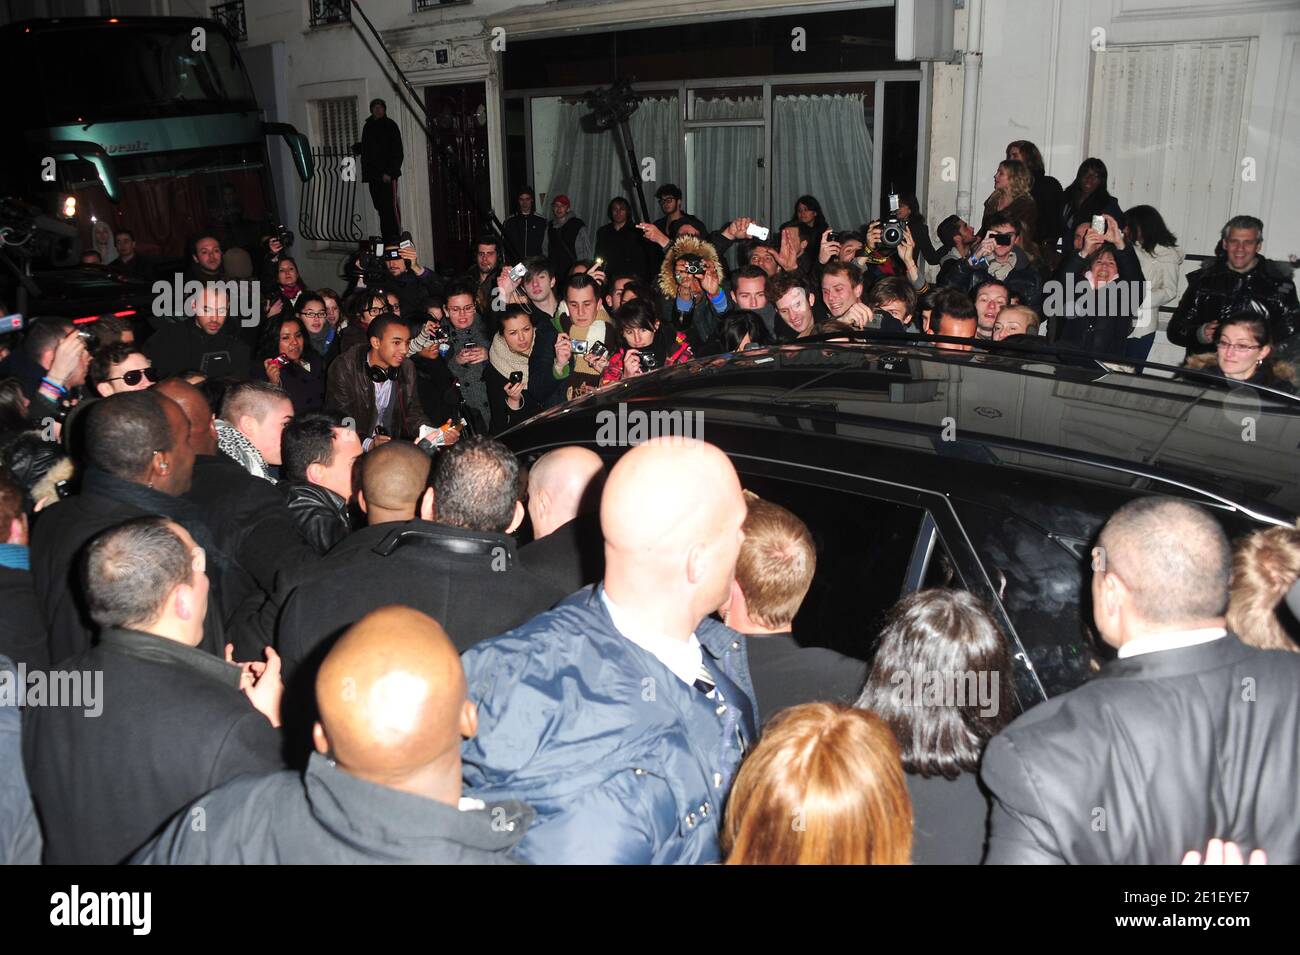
[600,589,703,687]
[1117,627,1227,659]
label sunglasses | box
[106,368,160,386]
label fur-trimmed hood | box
[657,235,723,299]
[1184,350,1297,386]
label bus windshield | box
[33,24,257,125]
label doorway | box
[424,81,491,276]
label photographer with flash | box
[656,235,729,355]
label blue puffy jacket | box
[461,585,757,864]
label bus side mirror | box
[263,122,313,182]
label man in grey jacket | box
[982,496,1300,864]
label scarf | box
[215,419,275,483]
[489,334,532,390]
[307,324,334,356]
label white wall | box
[928,0,1300,261]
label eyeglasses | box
[364,305,385,314]
[106,368,160,386]
[301,309,327,318]
[1216,341,1262,354]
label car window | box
[739,473,960,662]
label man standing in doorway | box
[356,99,404,242]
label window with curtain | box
[687,95,763,233]
[772,93,874,231]
[541,94,681,229]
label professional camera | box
[344,236,389,283]
[270,223,294,249]
[879,193,904,251]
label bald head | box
[155,378,217,456]
[602,438,747,630]
[314,606,474,801]
[359,441,432,523]
[527,446,606,539]
[1095,497,1230,636]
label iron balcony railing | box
[299,147,364,244]
[210,0,247,42]
[310,0,351,29]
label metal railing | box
[414,0,468,9]
[210,0,247,42]
[298,148,364,244]
[310,0,351,28]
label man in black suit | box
[982,496,1300,864]
[23,517,282,863]
[519,445,606,595]
[720,492,865,728]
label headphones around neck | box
[368,362,398,383]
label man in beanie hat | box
[545,195,591,280]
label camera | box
[570,339,589,355]
[679,254,707,276]
[270,223,294,249]
[992,233,1013,247]
[879,193,904,250]
[588,341,608,360]
[346,236,387,280]
[76,327,99,351]
[272,353,291,367]
[508,370,524,385]
[638,349,660,371]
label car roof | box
[510,340,1300,523]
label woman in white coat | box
[1124,204,1184,362]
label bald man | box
[519,446,607,593]
[134,607,531,863]
[982,496,1300,864]
[274,438,563,749]
[159,377,316,658]
[462,437,756,864]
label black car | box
[499,340,1300,713]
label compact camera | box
[679,255,707,275]
[508,370,524,385]
[76,327,99,351]
[638,349,660,371]
[588,341,608,360]
[570,338,589,355]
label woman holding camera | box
[939,213,1044,310]
[485,306,562,433]
[600,298,694,384]
[254,313,325,414]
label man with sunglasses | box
[940,213,1043,311]
[91,345,158,397]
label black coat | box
[594,222,652,283]
[22,627,282,864]
[143,320,251,380]
[133,752,530,864]
[283,483,351,556]
[906,770,990,865]
[981,635,1300,864]
[358,114,403,182]
[184,454,317,654]
[742,632,866,729]
[276,520,564,680]
[29,469,227,665]
[1167,258,1300,357]
[0,565,49,670]
[502,213,547,262]
[518,511,605,597]
[1048,243,1145,359]
[252,354,326,416]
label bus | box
[0,15,312,270]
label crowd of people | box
[0,137,1298,866]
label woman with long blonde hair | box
[722,703,912,865]
[980,158,1038,249]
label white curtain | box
[546,96,680,228]
[689,97,763,233]
[772,94,874,231]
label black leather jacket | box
[283,483,350,556]
[1168,258,1300,355]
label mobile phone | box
[509,262,528,282]
[0,313,26,333]
[746,223,770,241]
[1091,215,1106,234]
[591,257,604,270]
[508,371,524,385]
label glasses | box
[301,309,327,318]
[107,368,160,386]
[1216,341,1262,354]
[364,305,385,314]
[448,305,476,315]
